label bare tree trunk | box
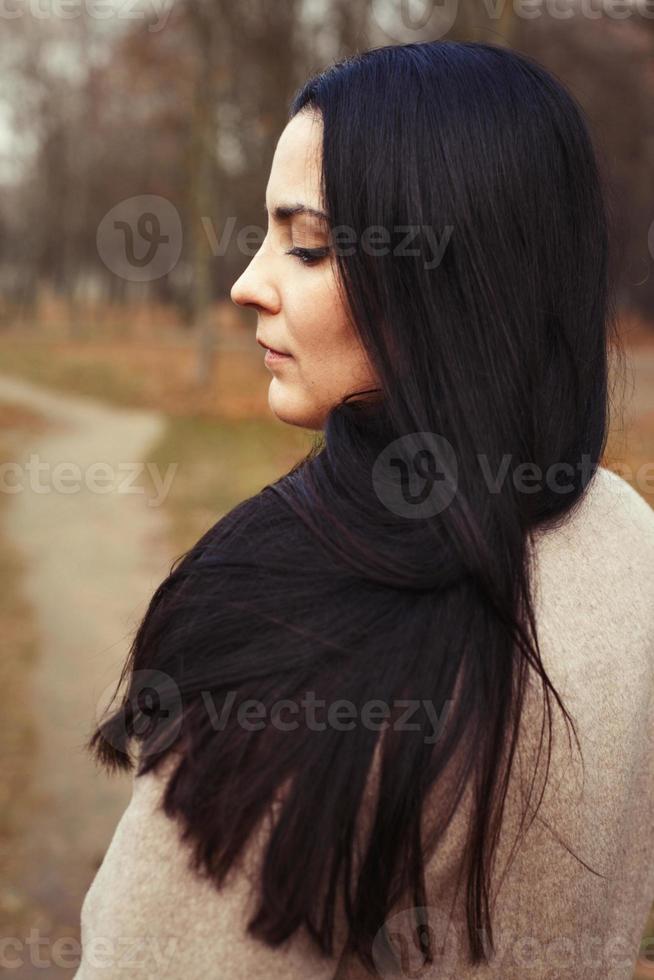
[185,0,221,387]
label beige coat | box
[73,465,654,979]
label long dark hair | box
[87,40,623,974]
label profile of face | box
[230,110,378,431]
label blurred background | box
[0,0,652,976]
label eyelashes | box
[285,246,331,266]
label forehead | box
[266,110,324,207]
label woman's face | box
[230,110,378,431]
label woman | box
[74,40,654,979]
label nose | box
[230,244,279,313]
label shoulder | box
[584,465,654,539]
[532,464,654,577]
[75,752,346,979]
[580,465,654,585]
[528,465,654,649]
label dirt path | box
[0,375,174,978]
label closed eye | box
[285,246,330,266]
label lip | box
[264,348,292,367]
[257,337,292,358]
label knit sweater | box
[73,465,654,979]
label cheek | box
[268,272,377,429]
[286,272,357,364]
[292,308,368,400]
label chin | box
[267,382,326,431]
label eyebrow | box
[263,201,330,223]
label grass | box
[0,334,271,418]
[145,414,317,553]
[0,404,42,934]
[637,912,654,978]
[0,341,148,408]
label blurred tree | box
[0,0,651,335]
[182,0,222,385]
